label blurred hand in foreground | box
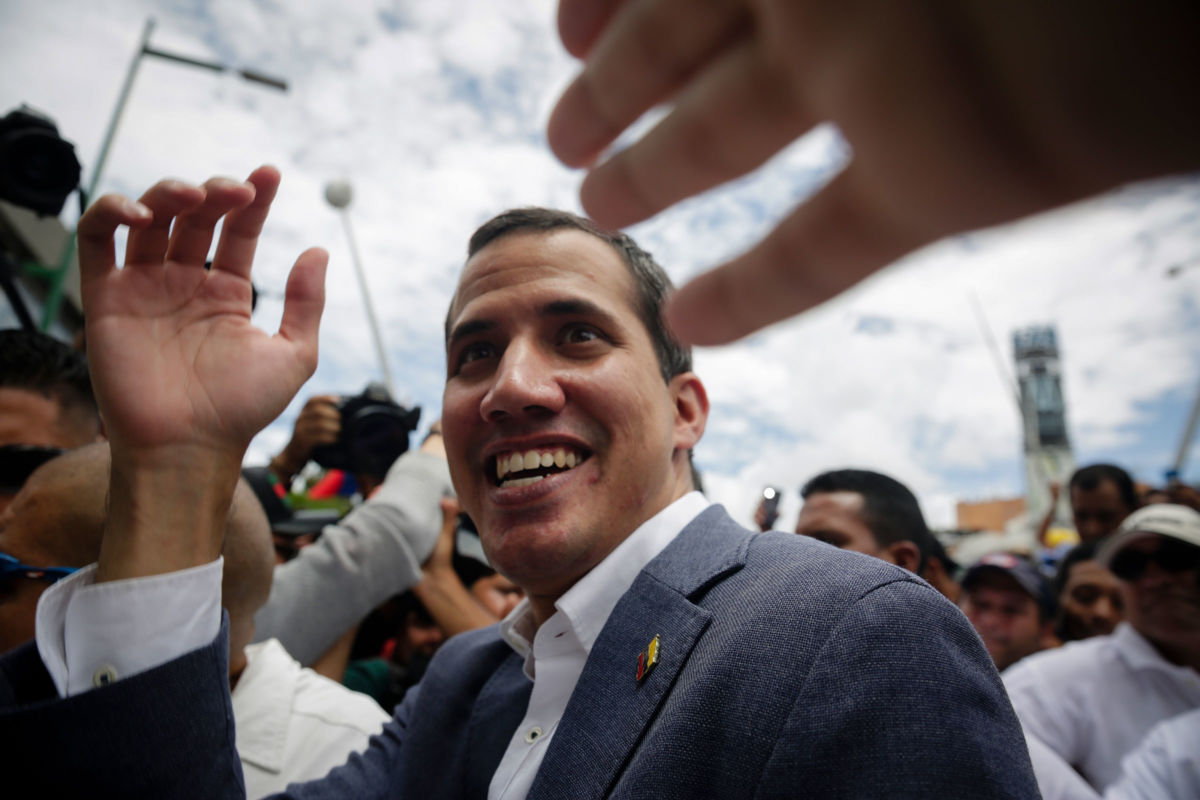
[548,0,1200,344]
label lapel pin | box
[636,634,661,683]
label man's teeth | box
[496,448,581,481]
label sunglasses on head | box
[0,552,79,584]
[1109,537,1200,582]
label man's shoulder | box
[665,505,935,609]
[647,506,959,663]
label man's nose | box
[1091,594,1122,625]
[479,341,565,421]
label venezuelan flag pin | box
[636,635,661,683]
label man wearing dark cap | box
[959,552,1057,672]
[1004,504,1200,796]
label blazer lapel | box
[527,506,749,800]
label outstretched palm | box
[79,167,326,460]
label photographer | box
[268,394,341,487]
[269,384,420,498]
[252,394,453,666]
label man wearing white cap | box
[1003,504,1200,797]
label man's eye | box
[560,324,603,345]
[457,341,496,368]
[1072,587,1100,604]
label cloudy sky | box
[3,0,1198,530]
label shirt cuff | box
[36,558,224,697]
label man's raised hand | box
[78,166,327,580]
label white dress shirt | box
[487,491,710,800]
[1105,708,1200,800]
[234,638,390,799]
[36,558,222,696]
[1004,622,1200,793]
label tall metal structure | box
[1013,326,1075,522]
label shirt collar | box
[1113,621,1200,676]
[499,491,709,673]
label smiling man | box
[0,181,1037,797]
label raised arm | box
[548,0,1200,344]
[79,165,326,582]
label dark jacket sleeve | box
[756,578,1043,799]
[0,619,245,798]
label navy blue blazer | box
[0,506,1040,798]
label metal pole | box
[338,211,397,399]
[41,18,287,332]
[42,18,155,330]
[1171,378,1200,477]
[88,18,155,202]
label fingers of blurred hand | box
[164,177,256,267]
[580,38,810,228]
[210,165,282,279]
[664,171,919,345]
[557,0,626,58]
[277,247,327,370]
[124,180,205,266]
[547,0,748,167]
[76,194,153,286]
[439,496,460,531]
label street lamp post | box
[43,17,289,331]
[325,179,398,400]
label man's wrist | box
[95,444,243,583]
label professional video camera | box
[310,383,420,481]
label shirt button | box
[92,665,118,687]
[524,726,543,744]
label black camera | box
[0,105,82,217]
[310,383,421,480]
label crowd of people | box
[2,0,1199,797]
[775,462,1200,798]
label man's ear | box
[884,540,922,574]
[669,372,708,451]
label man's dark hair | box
[1051,540,1103,601]
[1069,464,1138,512]
[454,207,692,383]
[0,328,97,425]
[801,469,932,571]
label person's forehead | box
[447,229,639,332]
[1117,532,1169,553]
[1070,481,1123,504]
[802,492,867,519]
[0,388,64,448]
[967,570,1032,600]
[1065,559,1118,587]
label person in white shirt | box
[1105,707,1200,800]
[1004,504,1200,796]
[0,440,388,797]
